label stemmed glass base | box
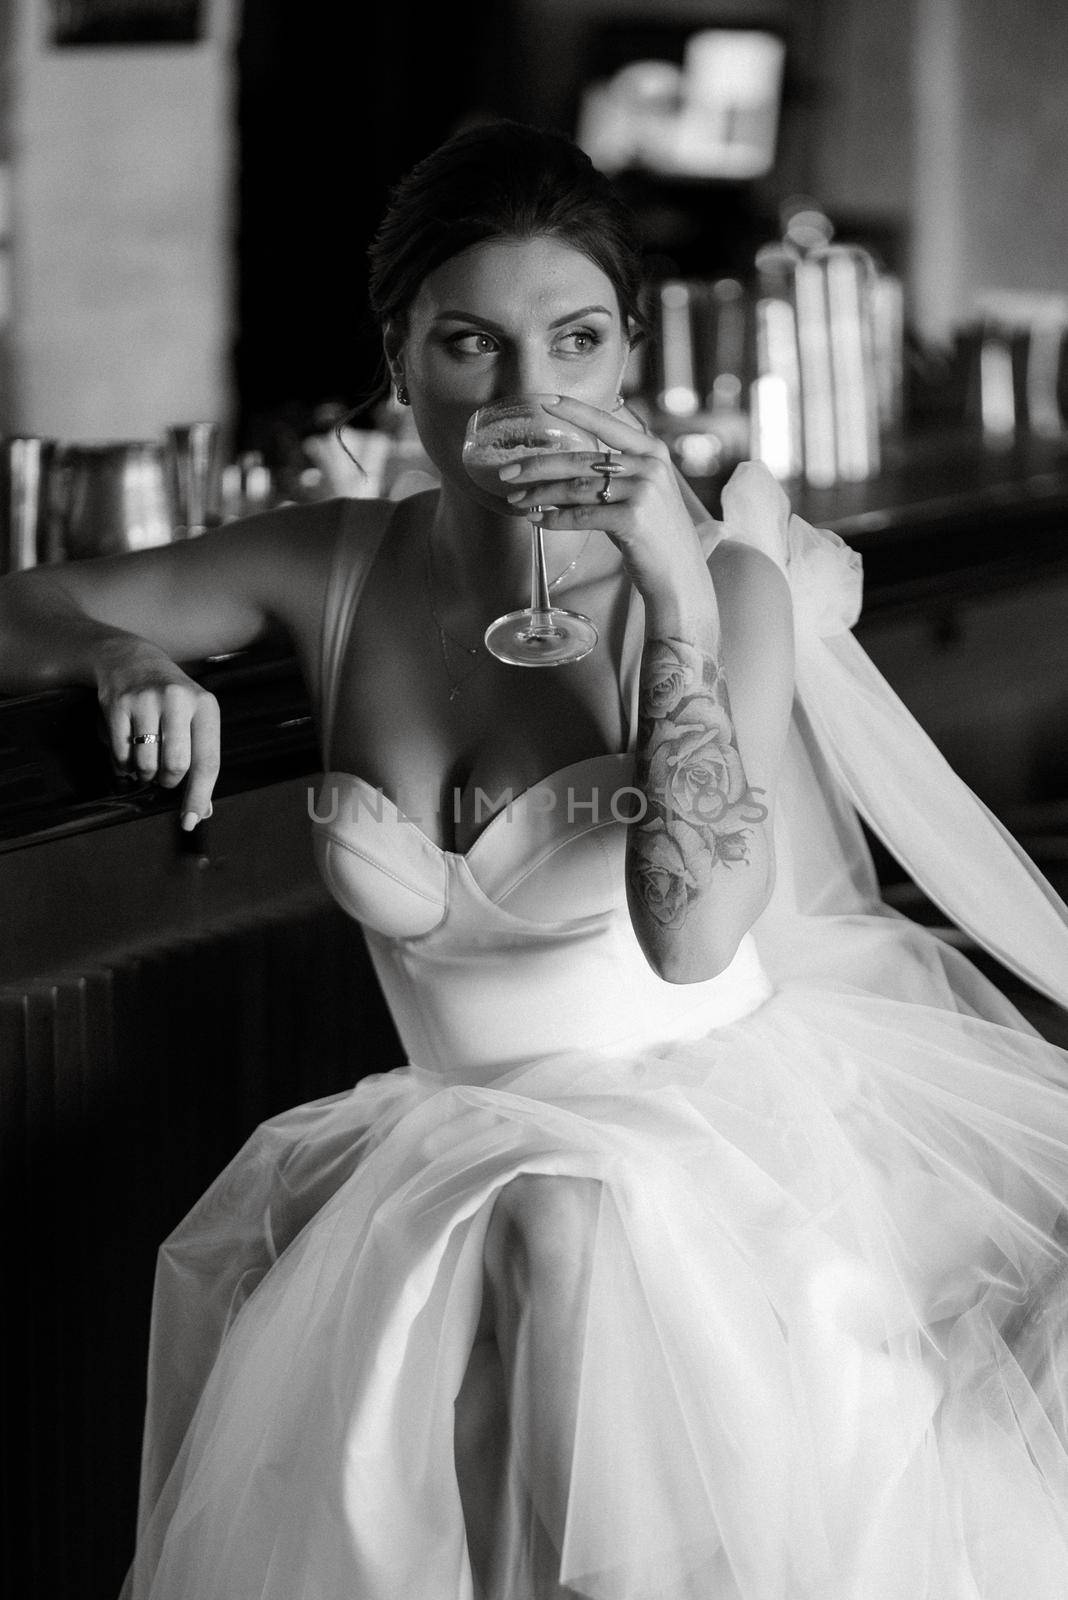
[482,514,598,666]
[483,606,598,667]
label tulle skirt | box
[124,925,1068,1600]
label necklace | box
[424,525,593,702]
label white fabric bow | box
[720,460,862,638]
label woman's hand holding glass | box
[494,395,713,614]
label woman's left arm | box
[628,540,794,983]
[527,397,795,983]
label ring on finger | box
[596,451,622,505]
[130,731,161,746]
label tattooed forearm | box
[626,637,768,932]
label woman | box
[4,121,1068,1600]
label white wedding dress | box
[124,464,1068,1600]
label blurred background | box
[0,0,1064,457]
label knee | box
[484,1172,603,1292]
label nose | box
[497,342,557,400]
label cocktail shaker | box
[57,441,173,559]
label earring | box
[396,383,410,406]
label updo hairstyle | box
[367,120,649,341]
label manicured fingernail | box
[498,463,521,480]
[180,811,199,831]
[506,489,526,503]
[542,395,562,405]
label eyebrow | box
[433,304,614,330]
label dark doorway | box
[233,0,517,455]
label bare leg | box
[459,1173,602,1588]
[455,1302,509,1595]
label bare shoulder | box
[704,536,795,794]
[32,495,397,670]
[211,496,391,637]
[708,537,793,641]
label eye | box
[447,331,499,357]
[555,327,603,355]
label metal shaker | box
[57,441,174,560]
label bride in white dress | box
[3,120,1068,1600]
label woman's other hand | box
[96,638,221,828]
[0,501,345,829]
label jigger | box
[164,421,221,538]
[0,436,58,573]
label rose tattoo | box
[628,636,768,931]
[629,820,697,929]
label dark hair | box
[367,120,649,339]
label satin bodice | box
[309,501,774,1082]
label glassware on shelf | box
[219,451,276,522]
[163,421,221,537]
[0,436,58,573]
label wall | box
[9,0,237,441]
[960,0,1068,304]
[907,0,1068,339]
[808,0,914,222]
